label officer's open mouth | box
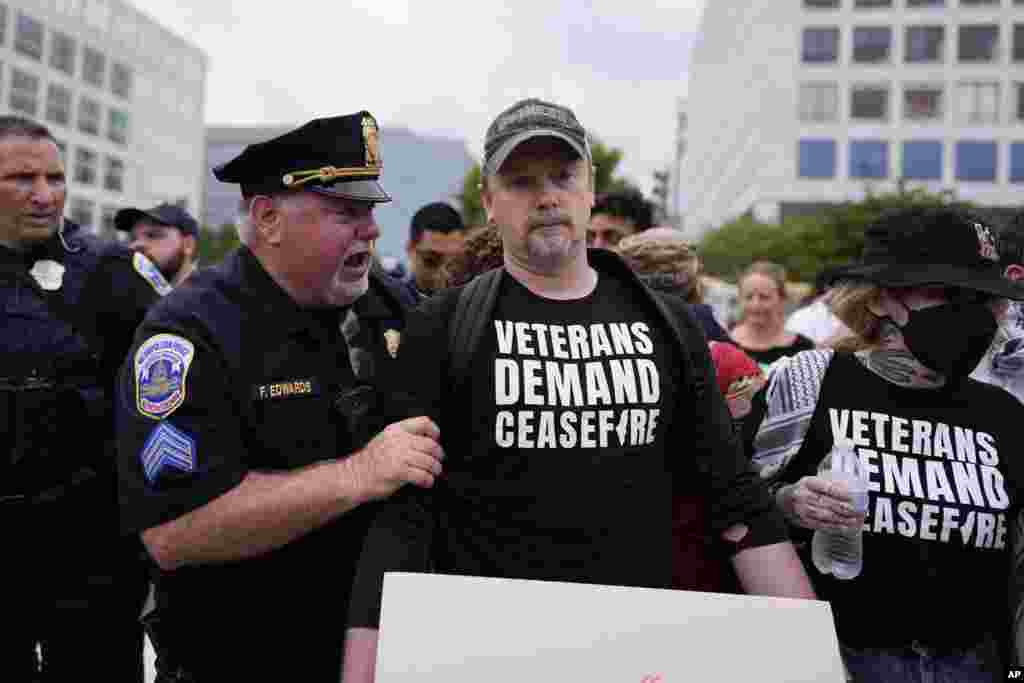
[344,252,369,269]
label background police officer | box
[0,115,170,680]
[115,111,440,681]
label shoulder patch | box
[133,252,173,296]
[134,333,196,419]
[141,421,196,485]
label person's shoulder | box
[791,333,817,351]
[370,268,418,310]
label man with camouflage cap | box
[115,111,432,681]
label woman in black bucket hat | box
[748,206,1024,681]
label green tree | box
[698,186,976,284]
[196,223,241,265]
[457,163,487,228]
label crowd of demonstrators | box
[342,97,815,682]
[973,216,1024,404]
[730,260,815,371]
[401,201,466,300]
[0,116,171,681]
[750,206,1023,681]
[785,266,852,348]
[113,112,434,682]
[116,204,201,288]
[586,188,654,249]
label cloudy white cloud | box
[133,0,706,197]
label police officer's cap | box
[213,111,391,203]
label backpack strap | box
[448,267,504,389]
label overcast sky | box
[132,0,706,197]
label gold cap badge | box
[384,329,401,358]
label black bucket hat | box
[826,206,1024,300]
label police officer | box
[0,115,170,680]
[115,112,441,681]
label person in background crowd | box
[342,96,815,682]
[586,188,654,250]
[972,214,1024,403]
[731,260,814,371]
[116,203,200,288]
[441,222,504,288]
[403,201,466,299]
[785,266,852,348]
[115,112,434,681]
[616,227,729,342]
[751,207,1024,681]
[0,115,170,681]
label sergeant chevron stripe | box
[141,421,196,484]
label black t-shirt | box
[739,334,815,372]
[783,353,1024,649]
[349,259,788,628]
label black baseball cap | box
[115,203,199,237]
[212,111,391,203]
[827,206,1024,300]
[482,98,591,177]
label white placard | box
[377,573,845,683]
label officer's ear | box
[181,234,197,260]
[250,195,285,247]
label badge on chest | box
[29,259,65,291]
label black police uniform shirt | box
[349,261,788,628]
[2,221,167,552]
[115,245,407,678]
[755,350,1024,651]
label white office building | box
[681,0,1024,239]
[0,0,207,234]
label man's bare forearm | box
[731,541,817,599]
[342,627,379,683]
[143,457,364,571]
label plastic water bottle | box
[811,440,869,580]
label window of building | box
[77,96,100,135]
[961,0,998,5]
[111,62,132,99]
[82,46,105,88]
[904,85,943,120]
[854,0,891,6]
[799,82,839,121]
[906,26,944,62]
[798,139,836,178]
[804,0,839,7]
[851,85,889,120]
[14,12,42,60]
[853,27,891,62]
[45,83,71,126]
[956,81,1000,124]
[69,197,94,231]
[1014,25,1024,62]
[8,68,39,117]
[100,205,118,235]
[802,27,839,63]
[902,141,943,180]
[959,25,999,63]
[850,140,888,179]
[73,147,96,186]
[104,157,124,192]
[0,4,8,46]
[1017,83,1024,120]
[907,0,944,6]
[49,30,75,75]
[955,141,997,181]
[1010,143,1024,182]
[107,109,128,145]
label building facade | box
[207,125,475,264]
[0,0,207,235]
[681,0,1024,238]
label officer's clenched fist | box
[344,416,444,503]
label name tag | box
[252,378,320,401]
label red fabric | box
[708,341,762,398]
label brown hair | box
[442,223,504,287]
[738,261,788,298]
[826,281,884,352]
[616,229,703,303]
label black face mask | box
[899,301,997,378]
